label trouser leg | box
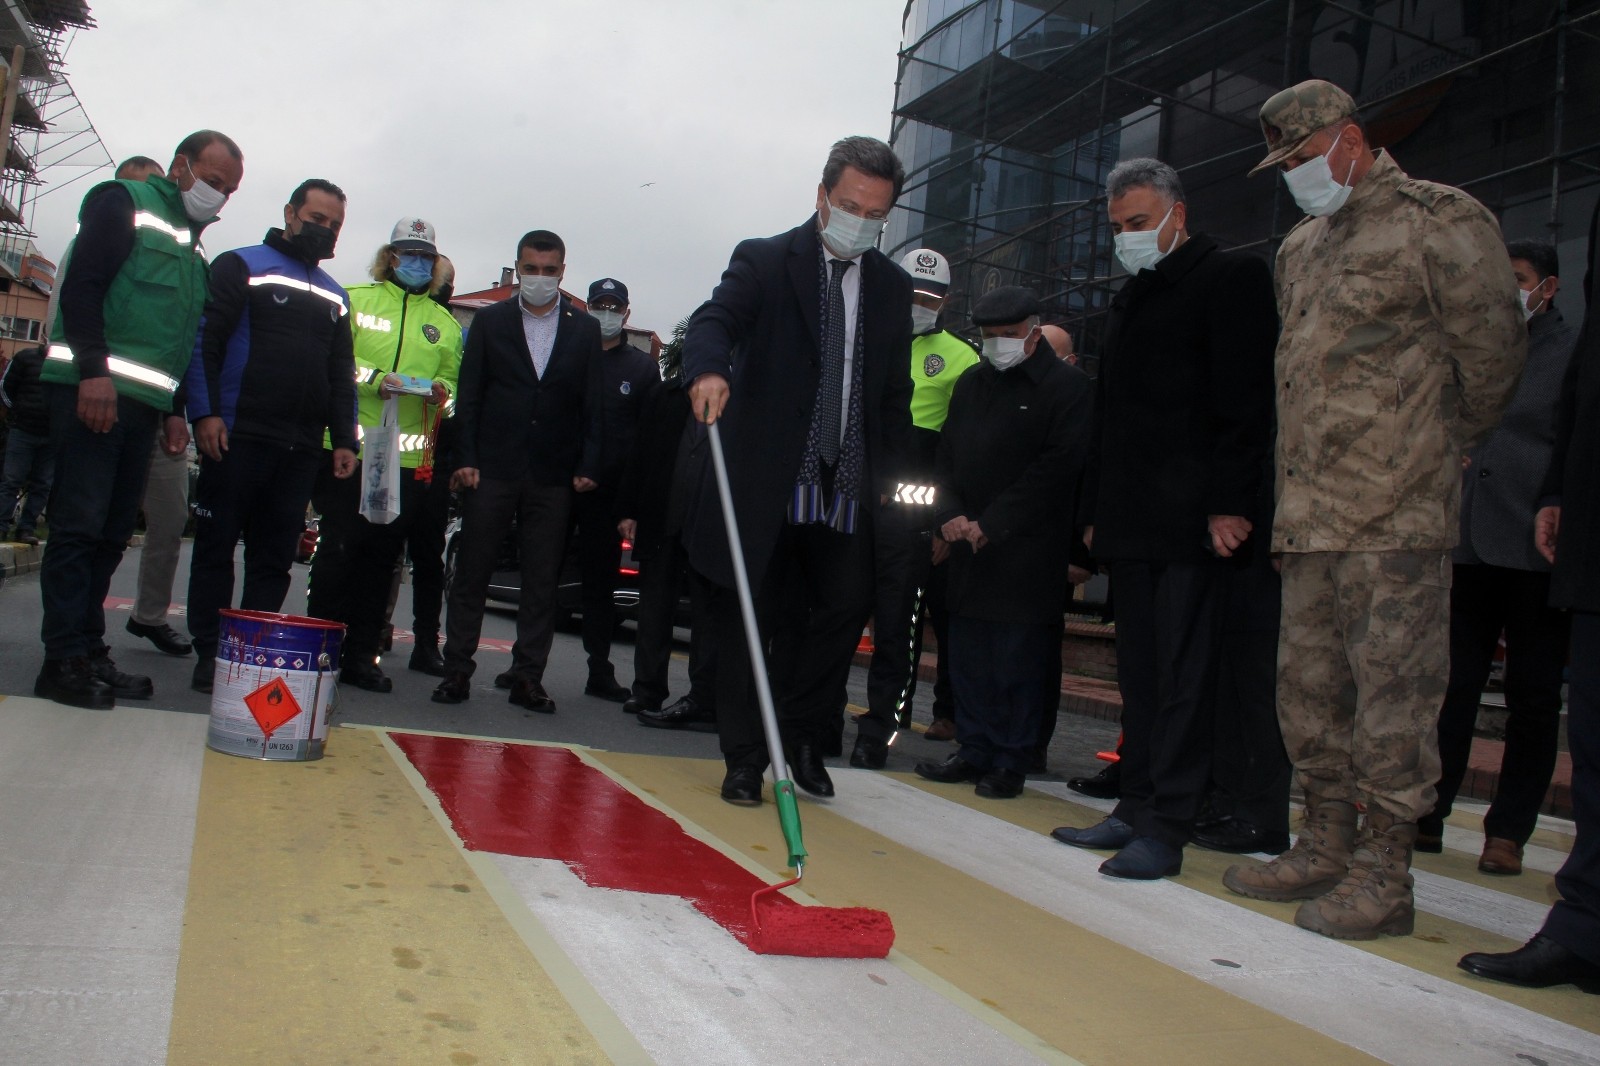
[441,477,521,677]
[305,452,359,623]
[575,487,621,678]
[1483,568,1568,843]
[509,484,572,684]
[1540,611,1600,966]
[1429,563,1502,830]
[39,386,157,659]
[240,445,322,614]
[133,441,190,626]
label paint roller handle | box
[707,421,807,864]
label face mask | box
[592,309,625,338]
[981,333,1032,371]
[910,305,939,334]
[392,254,434,292]
[819,200,884,259]
[1520,284,1546,321]
[1113,202,1177,275]
[520,272,561,307]
[1281,135,1356,217]
[179,159,228,221]
[290,220,337,262]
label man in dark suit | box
[1421,239,1579,875]
[433,230,602,711]
[912,286,1092,799]
[1051,158,1278,880]
[1459,202,1600,992]
[683,135,915,805]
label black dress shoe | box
[975,768,1025,798]
[849,735,888,770]
[913,752,985,784]
[1067,763,1121,799]
[622,696,658,715]
[787,743,834,797]
[585,676,631,702]
[408,642,446,676]
[720,766,764,806]
[87,650,153,699]
[339,660,392,693]
[1459,935,1600,991]
[493,669,516,690]
[126,618,193,656]
[34,656,115,710]
[509,678,556,713]
[432,672,471,704]
[1191,818,1291,856]
[192,657,215,695]
[638,696,716,730]
[1050,816,1134,850]
[1101,837,1183,880]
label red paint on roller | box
[392,734,892,956]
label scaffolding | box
[889,0,1600,364]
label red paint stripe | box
[391,734,797,946]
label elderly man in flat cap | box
[913,285,1091,799]
[1222,79,1526,940]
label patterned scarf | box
[789,246,867,533]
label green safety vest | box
[909,329,980,432]
[344,280,463,468]
[43,176,210,413]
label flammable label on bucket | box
[207,646,336,761]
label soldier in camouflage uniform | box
[1221,80,1527,940]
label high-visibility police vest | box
[909,329,980,432]
[43,176,210,413]
[345,280,463,469]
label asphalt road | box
[0,541,1120,784]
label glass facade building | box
[888,0,1600,366]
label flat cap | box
[971,285,1041,326]
[1249,79,1358,176]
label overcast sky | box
[28,0,910,336]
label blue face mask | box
[393,254,434,292]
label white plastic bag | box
[358,396,402,525]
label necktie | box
[820,257,850,465]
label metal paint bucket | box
[206,609,345,761]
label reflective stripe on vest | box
[352,423,431,453]
[354,367,380,384]
[46,344,182,393]
[248,274,349,315]
[132,211,192,245]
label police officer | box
[854,248,977,764]
[306,218,462,692]
[573,277,658,700]
[37,130,244,709]
[1222,81,1526,939]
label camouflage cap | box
[1248,79,1358,175]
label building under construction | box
[887,0,1600,364]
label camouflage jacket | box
[1272,151,1526,553]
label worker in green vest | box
[36,129,244,710]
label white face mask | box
[1113,201,1178,275]
[1519,284,1547,321]
[910,305,939,335]
[520,273,561,307]
[819,199,884,259]
[179,159,228,221]
[1281,135,1356,218]
[592,308,625,338]
[981,332,1032,371]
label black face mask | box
[290,220,338,262]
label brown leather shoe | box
[923,717,956,742]
[1478,836,1523,876]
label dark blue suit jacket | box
[681,216,914,589]
[454,294,602,485]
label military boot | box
[1222,798,1357,902]
[1294,810,1417,940]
